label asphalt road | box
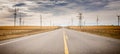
[0,28,120,54]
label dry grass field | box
[0,26,59,41]
[68,26,120,39]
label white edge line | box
[0,35,38,46]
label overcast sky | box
[0,0,120,26]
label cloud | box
[5,12,30,18]
[0,0,120,26]
[14,3,26,7]
[104,1,120,10]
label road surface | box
[0,28,120,54]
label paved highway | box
[0,28,120,54]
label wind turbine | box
[13,0,18,26]
[19,12,22,26]
[14,8,17,26]
[78,13,82,29]
[71,17,73,26]
[117,15,120,26]
[96,16,99,26]
[40,14,42,26]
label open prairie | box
[68,26,120,39]
[0,26,59,41]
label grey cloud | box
[14,3,26,7]
[5,12,30,18]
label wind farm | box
[0,0,120,54]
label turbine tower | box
[97,16,99,26]
[14,8,17,26]
[40,15,42,26]
[19,13,22,26]
[117,15,120,26]
[84,20,86,26]
[13,0,17,26]
[71,17,73,26]
[78,13,82,29]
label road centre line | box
[63,31,69,54]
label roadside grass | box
[0,26,59,41]
[68,26,120,39]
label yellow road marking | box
[65,34,68,40]
[63,31,69,54]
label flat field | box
[68,26,120,39]
[0,26,59,41]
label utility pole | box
[97,16,99,26]
[117,15,120,26]
[78,13,82,29]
